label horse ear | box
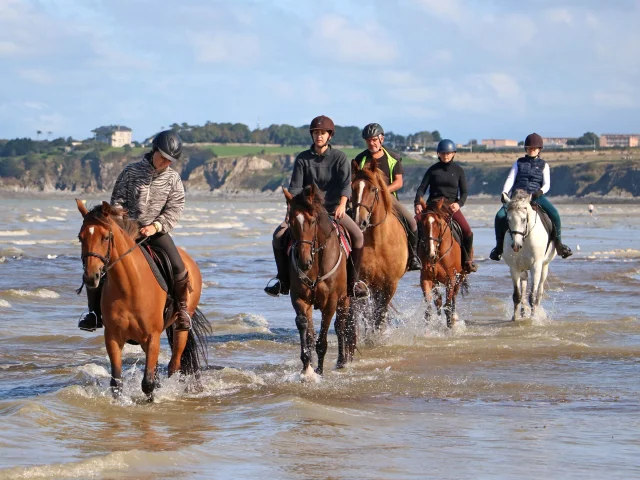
[101,201,111,218]
[283,186,293,203]
[436,197,444,209]
[368,157,378,173]
[351,159,360,173]
[307,183,316,202]
[76,199,88,217]
[501,192,510,204]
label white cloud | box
[314,14,397,64]
[188,32,261,64]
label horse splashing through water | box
[417,198,468,328]
[351,158,408,332]
[283,185,355,380]
[501,190,556,321]
[76,200,211,400]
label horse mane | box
[425,200,450,219]
[353,167,393,213]
[291,185,327,216]
[507,190,530,212]
[86,204,141,239]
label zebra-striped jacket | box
[110,154,185,233]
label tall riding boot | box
[407,228,422,271]
[490,217,506,261]
[463,234,478,273]
[264,246,290,297]
[173,271,192,331]
[348,247,368,299]
[78,284,103,331]
[554,238,573,259]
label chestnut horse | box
[351,158,408,329]
[283,185,354,379]
[76,200,211,399]
[417,198,468,328]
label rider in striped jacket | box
[78,130,193,332]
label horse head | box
[284,185,325,272]
[505,190,533,252]
[351,157,391,231]
[77,200,115,288]
[422,198,449,262]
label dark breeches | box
[146,233,185,274]
[452,210,472,238]
[392,197,417,232]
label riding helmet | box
[436,139,457,153]
[524,133,543,150]
[309,115,335,136]
[152,130,183,162]
[362,123,384,139]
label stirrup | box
[489,248,502,261]
[352,280,370,299]
[78,311,100,332]
[264,277,288,297]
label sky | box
[0,0,639,143]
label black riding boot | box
[463,234,478,273]
[264,246,290,297]
[490,218,506,261]
[407,229,422,271]
[78,285,103,331]
[173,271,192,331]
[555,239,573,259]
[347,247,368,299]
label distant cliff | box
[1,147,638,197]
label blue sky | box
[1,0,638,143]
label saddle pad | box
[140,245,169,292]
[532,203,555,239]
[450,220,463,247]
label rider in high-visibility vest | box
[354,123,421,271]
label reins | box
[353,185,388,230]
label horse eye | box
[102,235,110,242]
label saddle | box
[531,202,556,252]
[140,244,177,329]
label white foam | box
[45,216,66,221]
[199,222,245,229]
[0,299,11,308]
[6,288,60,299]
[0,229,29,236]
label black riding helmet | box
[362,123,384,139]
[524,133,543,150]
[152,130,183,162]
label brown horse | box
[351,158,408,330]
[76,200,211,399]
[417,198,468,328]
[283,185,354,380]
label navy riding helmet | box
[436,139,456,153]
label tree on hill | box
[567,132,599,147]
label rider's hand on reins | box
[334,204,346,220]
[415,204,423,215]
[140,224,157,237]
[449,203,460,214]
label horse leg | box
[520,271,528,318]
[537,263,550,307]
[141,334,161,401]
[445,284,455,329]
[316,299,338,375]
[509,267,523,322]
[335,296,351,369]
[294,302,314,376]
[421,274,434,324]
[105,333,124,398]
[168,330,188,377]
[434,290,443,317]
[529,263,544,317]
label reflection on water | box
[0,194,639,479]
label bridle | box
[420,210,453,263]
[289,210,342,290]
[352,180,388,230]
[505,203,538,240]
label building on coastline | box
[599,134,640,148]
[481,139,518,148]
[542,137,575,147]
[92,125,133,147]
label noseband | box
[353,183,388,230]
[81,229,114,278]
[421,210,453,262]
[506,204,538,240]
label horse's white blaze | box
[355,181,365,224]
[296,213,305,230]
[88,226,94,235]
[428,216,435,255]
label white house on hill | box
[92,125,133,147]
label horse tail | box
[166,308,212,376]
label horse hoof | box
[300,365,320,383]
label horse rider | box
[265,115,368,299]
[414,139,478,273]
[353,123,422,271]
[78,130,192,332]
[489,133,573,261]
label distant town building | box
[542,137,575,147]
[600,134,639,148]
[481,139,518,147]
[92,125,133,147]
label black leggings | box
[146,232,185,275]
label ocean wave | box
[213,313,272,334]
[198,222,246,229]
[45,216,66,221]
[4,288,60,299]
[21,215,48,223]
[0,299,11,308]
[0,229,29,237]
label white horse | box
[501,190,556,321]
